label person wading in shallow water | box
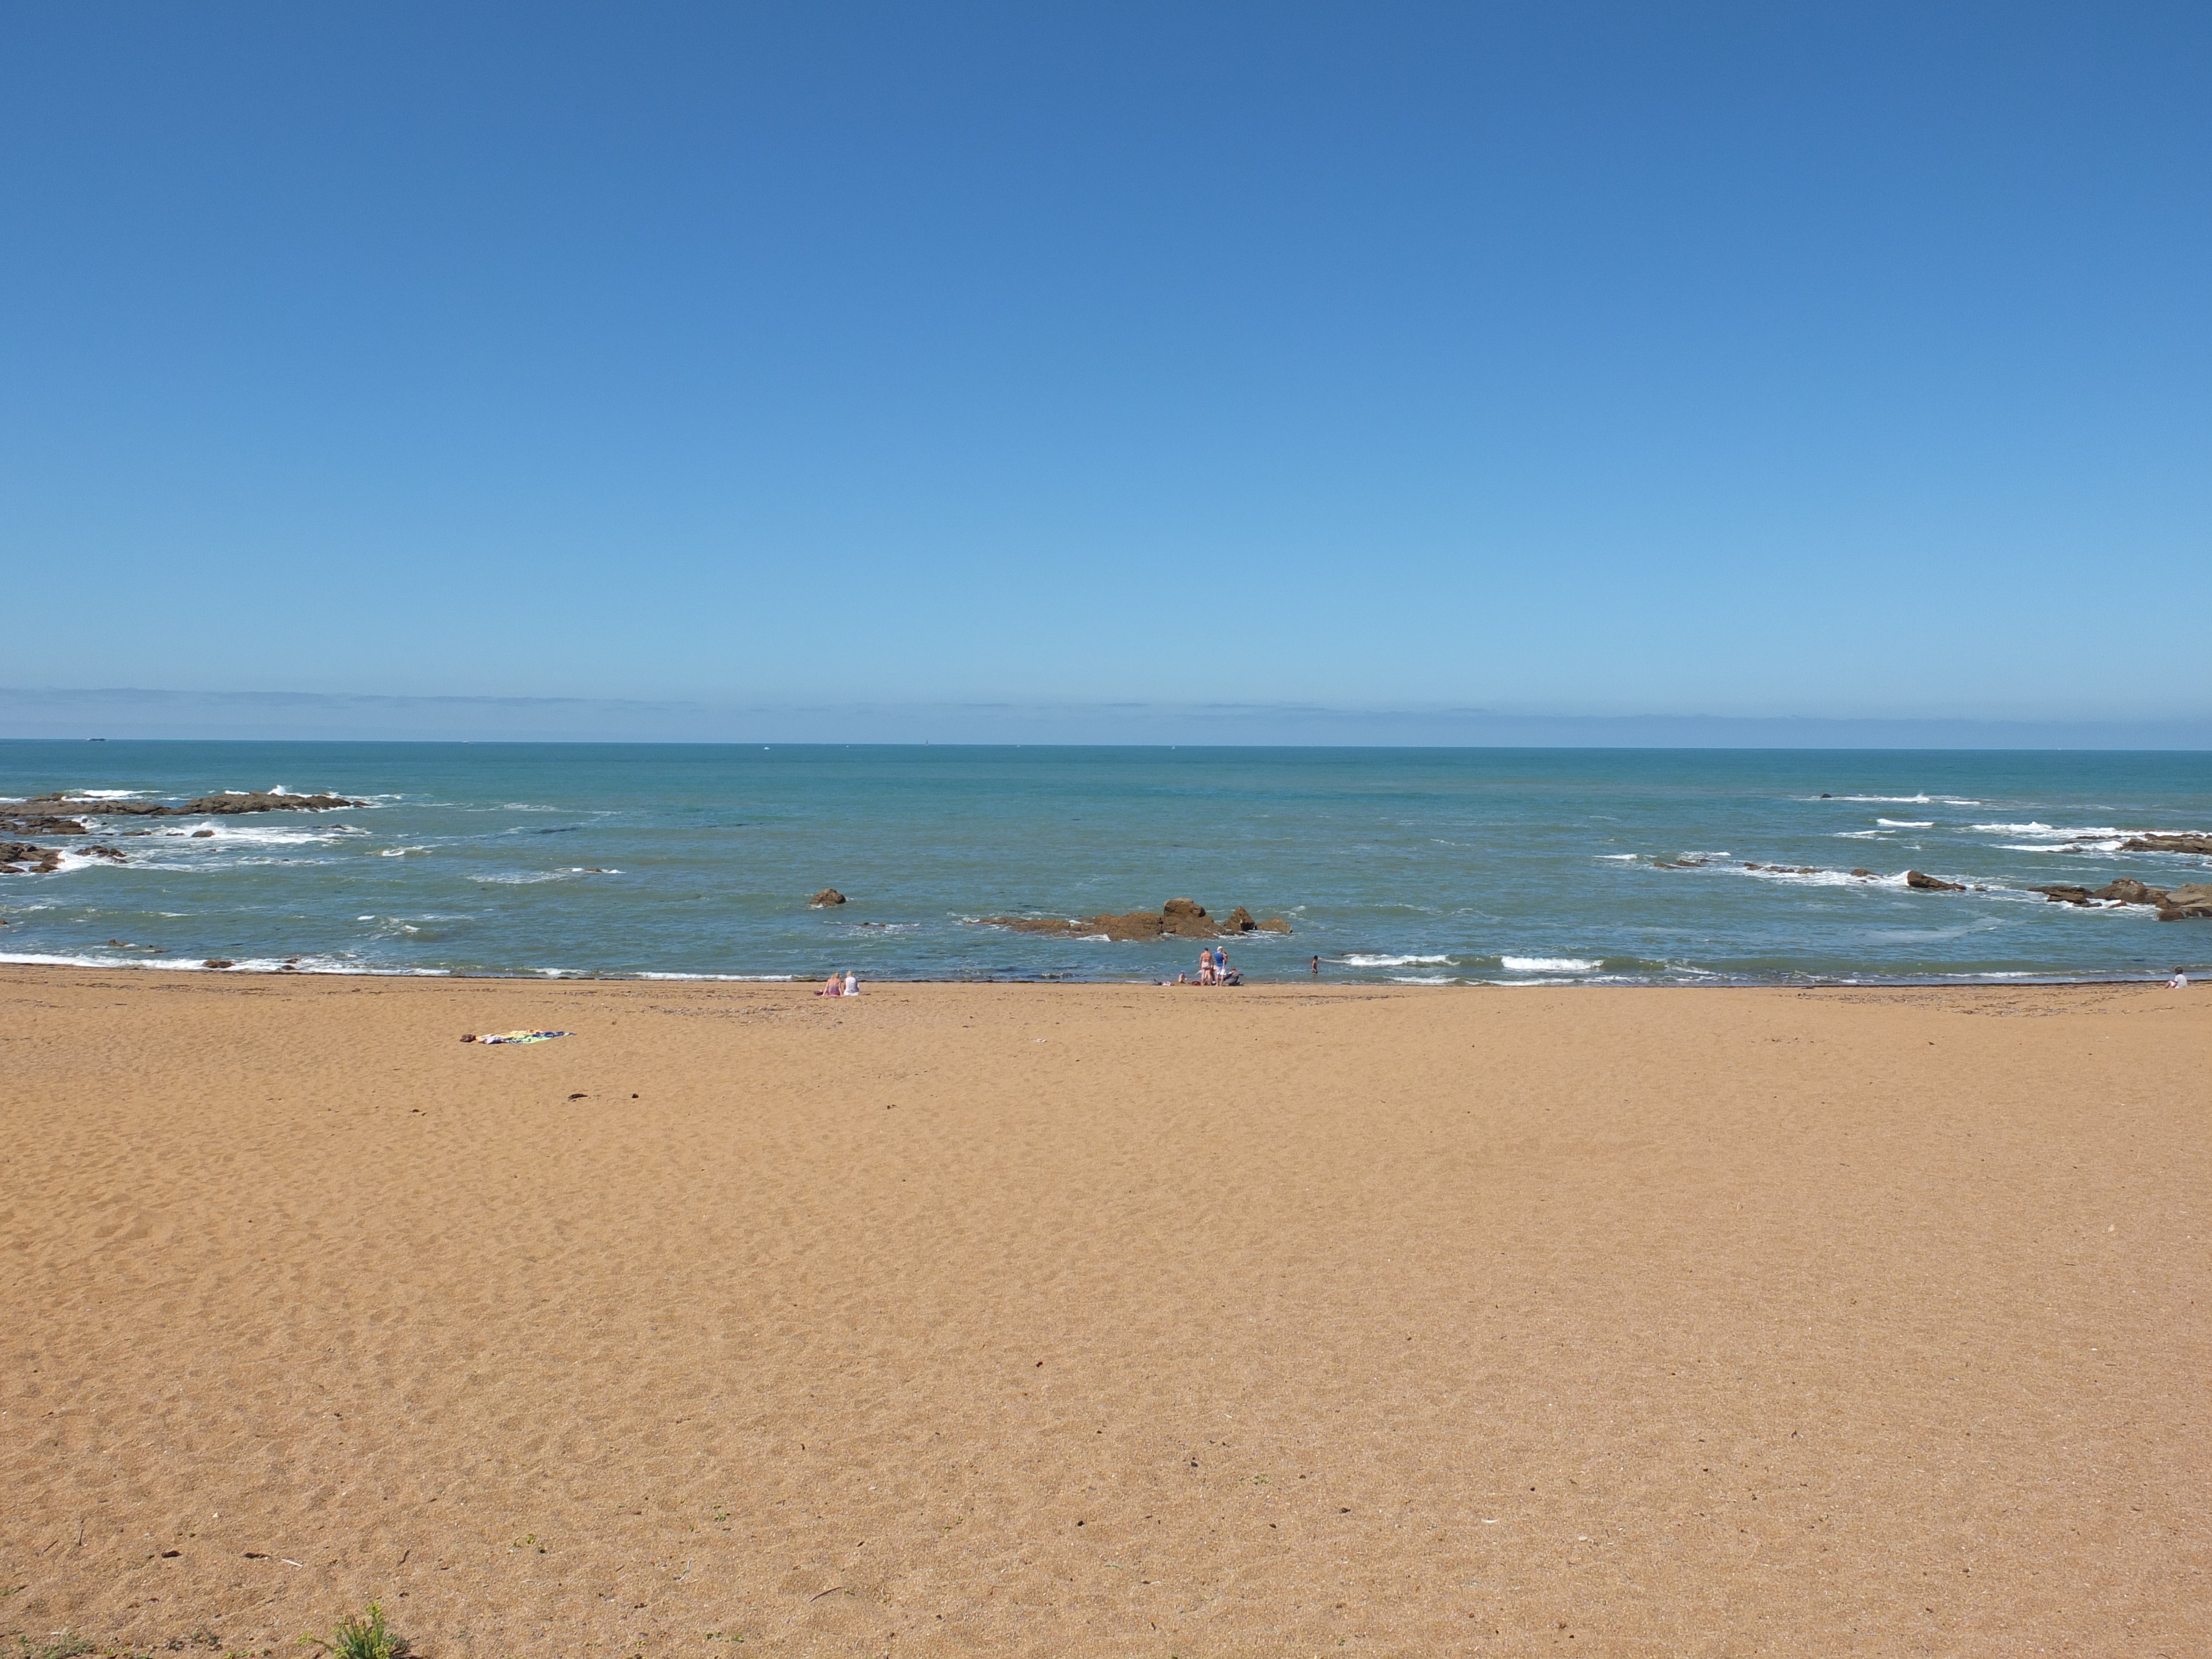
[1311,955,1321,977]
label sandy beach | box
[2,967,2205,1658]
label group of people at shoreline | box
[1179,945,1241,986]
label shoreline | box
[2,954,2201,990]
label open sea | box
[3,741,2208,985]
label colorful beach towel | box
[466,1029,573,1045]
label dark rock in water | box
[810,888,847,906]
[2119,832,2212,857]
[0,813,89,835]
[1905,870,1965,892]
[2093,878,2167,907]
[1850,868,1874,878]
[978,899,1291,941]
[2032,885,2094,906]
[202,958,234,969]
[1820,793,1833,798]
[2158,883,2212,921]
[84,844,124,862]
[191,828,216,838]
[0,841,65,873]
[24,790,363,817]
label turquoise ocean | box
[3,742,2206,985]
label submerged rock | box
[1904,870,1965,892]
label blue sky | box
[2,2,2205,731]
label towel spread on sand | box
[471,1030,573,1045]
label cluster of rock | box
[1,841,66,874]
[0,841,123,874]
[0,811,91,835]
[810,888,847,906]
[18,790,363,817]
[2032,879,2212,921]
[2116,833,2212,857]
[978,898,1292,941]
[2,789,367,874]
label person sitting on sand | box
[815,972,843,997]
[2171,967,2191,990]
[843,970,858,996]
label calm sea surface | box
[3,742,2207,985]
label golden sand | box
[2,968,2205,1657]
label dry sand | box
[2,968,2206,1658]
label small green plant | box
[19,1637,97,1659]
[295,1603,408,1659]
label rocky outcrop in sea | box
[978,898,1292,941]
[19,790,364,817]
[2032,878,2212,921]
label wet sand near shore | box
[2,967,2206,1658]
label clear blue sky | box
[3,2,2205,726]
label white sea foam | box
[1819,794,1983,805]
[1594,853,1638,861]
[72,789,146,800]
[15,850,124,876]
[1833,830,1887,839]
[477,870,573,884]
[1342,953,1454,967]
[637,972,796,981]
[1500,956,1601,972]
[1973,822,2120,839]
[1740,865,1902,888]
[154,820,361,847]
[0,951,445,976]
[1390,974,1456,984]
[1877,819,1933,828]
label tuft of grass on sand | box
[295,1604,408,1659]
[17,1636,98,1659]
